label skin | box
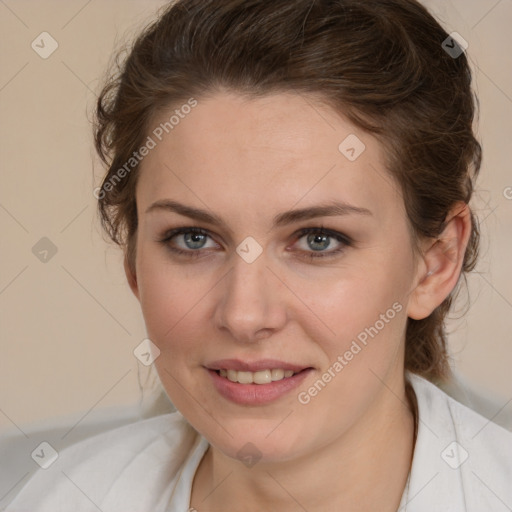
[125,91,471,511]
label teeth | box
[218,368,299,384]
[271,369,284,381]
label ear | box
[124,253,140,300]
[407,202,472,320]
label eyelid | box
[293,226,352,245]
[158,226,219,248]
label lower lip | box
[207,368,313,405]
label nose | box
[214,251,288,344]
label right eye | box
[158,226,220,258]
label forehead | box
[136,91,402,223]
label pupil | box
[309,234,329,251]
[186,232,206,248]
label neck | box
[191,372,416,512]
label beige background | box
[1,0,511,438]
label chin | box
[203,422,311,466]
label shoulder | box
[5,411,200,512]
[410,372,512,449]
[406,372,512,511]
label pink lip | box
[206,367,314,405]
[205,358,309,372]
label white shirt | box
[5,373,512,511]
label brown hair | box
[94,0,481,383]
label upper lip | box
[205,359,311,372]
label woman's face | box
[130,91,422,462]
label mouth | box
[205,359,314,405]
[213,368,308,385]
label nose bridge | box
[215,247,286,342]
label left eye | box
[292,227,352,259]
[159,226,351,260]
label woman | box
[7,0,512,510]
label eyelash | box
[158,226,353,261]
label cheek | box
[135,254,203,352]
[136,258,210,412]
[298,257,411,355]
[291,267,410,431]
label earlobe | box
[407,202,472,320]
[124,254,140,300]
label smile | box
[206,362,313,405]
[216,368,298,384]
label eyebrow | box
[145,199,372,231]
